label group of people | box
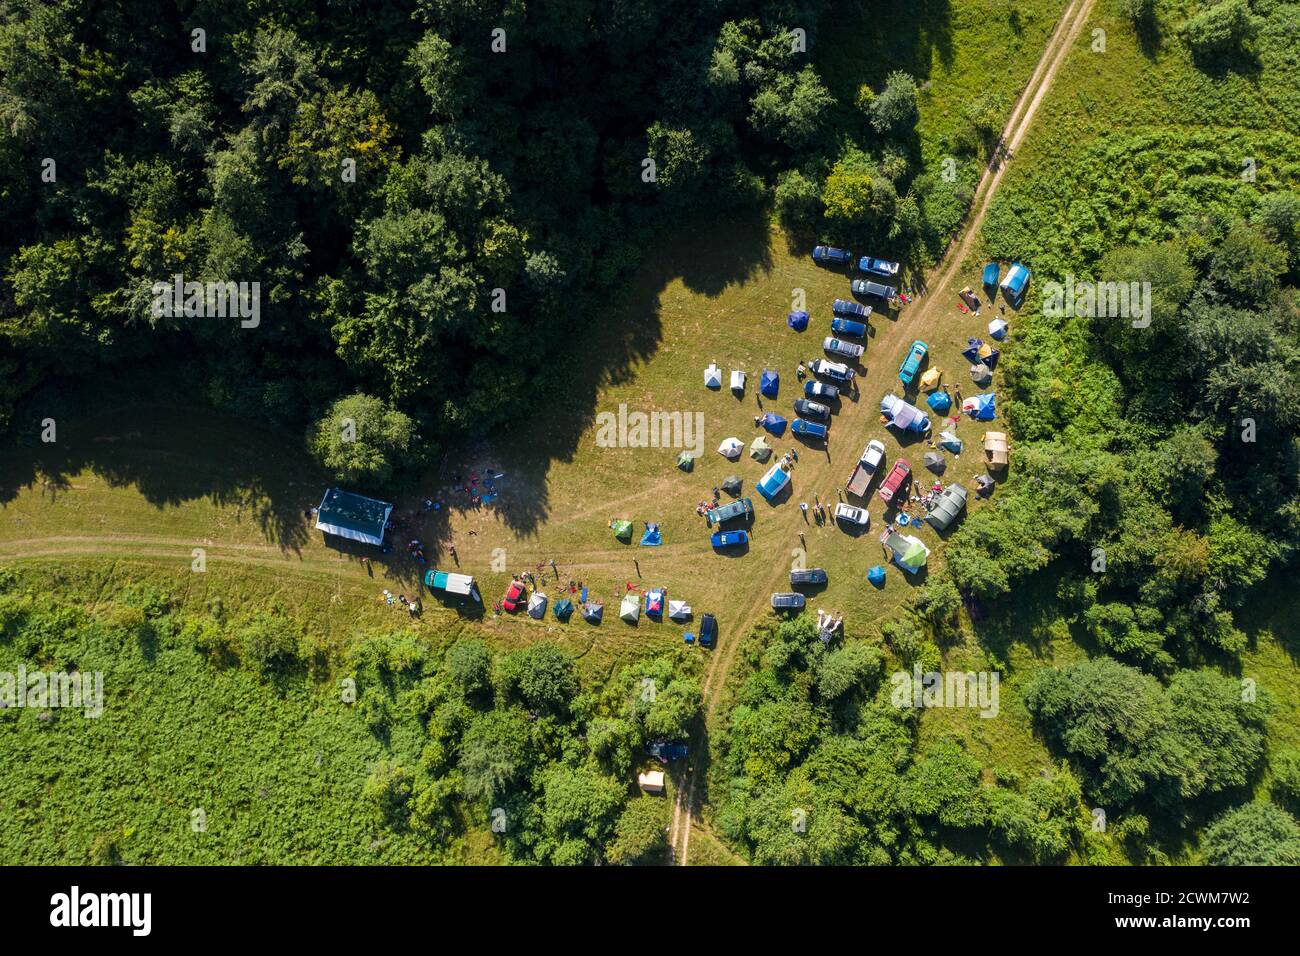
[816,608,844,643]
[380,588,422,618]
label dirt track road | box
[667,0,1098,864]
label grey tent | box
[677,451,695,472]
[970,363,993,384]
[925,483,968,531]
[923,452,946,473]
[975,475,996,496]
[582,601,604,623]
[721,475,743,496]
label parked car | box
[879,459,912,505]
[899,340,928,385]
[707,497,754,527]
[823,336,865,359]
[791,418,828,439]
[810,359,854,382]
[835,502,869,526]
[790,568,828,586]
[831,316,868,338]
[852,279,899,302]
[648,741,689,761]
[699,613,718,648]
[502,580,525,612]
[858,256,901,277]
[711,529,749,548]
[804,380,840,400]
[792,398,830,421]
[846,439,887,496]
[833,298,872,319]
[771,592,806,611]
[812,245,852,267]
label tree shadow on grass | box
[418,207,774,544]
[0,399,314,555]
[0,208,775,568]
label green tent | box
[750,436,772,462]
[677,451,695,472]
[886,532,930,574]
[611,519,633,541]
[899,539,929,570]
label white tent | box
[718,437,743,459]
[668,600,691,621]
[527,591,547,619]
[730,369,745,392]
[620,593,640,623]
[704,363,721,388]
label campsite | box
[1,0,1299,884]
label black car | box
[790,568,828,586]
[851,278,898,301]
[833,298,872,319]
[812,245,852,267]
[771,592,806,611]
[699,613,718,648]
[792,398,830,421]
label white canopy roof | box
[730,369,745,391]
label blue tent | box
[760,369,779,398]
[761,413,788,436]
[640,523,663,546]
[965,393,997,421]
[553,598,574,621]
[867,565,886,586]
[927,391,953,414]
[787,311,809,331]
[1001,262,1030,299]
[984,347,1001,370]
[982,262,1000,288]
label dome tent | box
[718,437,743,459]
[704,363,722,388]
[760,369,779,398]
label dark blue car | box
[831,317,868,338]
[804,380,840,400]
[812,245,853,267]
[648,741,689,761]
[792,418,828,440]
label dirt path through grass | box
[669,0,1099,864]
